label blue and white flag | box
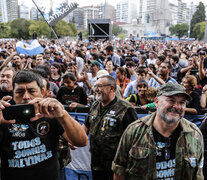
[16,40,43,56]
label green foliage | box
[29,20,51,38]
[10,18,31,39]
[118,33,126,40]
[112,24,125,36]
[190,2,206,38]
[54,20,77,37]
[169,23,189,38]
[68,23,77,36]
[0,23,10,38]
[0,18,78,39]
[82,30,88,37]
[192,21,206,40]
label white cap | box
[97,69,109,79]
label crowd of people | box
[0,38,207,111]
[0,38,207,179]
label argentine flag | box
[16,40,43,56]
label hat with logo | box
[156,82,191,101]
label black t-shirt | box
[186,89,201,111]
[201,76,207,87]
[153,124,181,180]
[84,97,138,130]
[204,57,207,68]
[57,85,87,105]
[0,117,64,180]
[0,90,13,100]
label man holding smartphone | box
[0,70,88,180]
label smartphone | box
[2,104,35,120]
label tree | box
[54,20,73,37]
[118,33,126,40]
[10,18,30,39]
[169,23,189,39]
[29,20,51,38]
[82,30,88,37]
[112,24,125,36]
[192,21,206,40]
[190,2,206,38]
[0,22,10,38]
[68,22,77,36]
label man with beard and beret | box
[82,75,138,180]
[112,82,204,180]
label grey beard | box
[0,83,9,92]
[158,108,183,124]
[95,93,103,102]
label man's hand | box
[0,96,15,124]
[83,71,89,81]
[69,102,79,110]
[29,97,65,121]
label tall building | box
[19,3,30,20]
[82,6,100,29]
[66,8,84,29]
[30,7,39,21]
[115,0,137,23]
[137,0,147,25]
[0,0,18,22]
[177,0,188,24]
[139,0,171,35]
[7,0,18,22]
[0,0,8,22]
[98,3,115,22]
[168,0,179,25]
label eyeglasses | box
[94,84,111,88]
[138,84,147,88]
[164,137,171,160]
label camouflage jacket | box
[58,136,71,170]
[112,112,204,180]
[88,97,133,171]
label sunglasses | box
[137,84,147,88]
[94,84,111,88]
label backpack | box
[126,94,138,104]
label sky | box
[19,0,207,8]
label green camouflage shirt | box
[112,112,204,180]
[87,97,134,171]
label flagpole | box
[32,0,59,40]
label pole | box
[32,0,59,40]
[204,20,207,43]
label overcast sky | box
[19,0,207,8]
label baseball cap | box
[156,82,191,101]
[54,51,61,55]
[89,60,100,67]
[97,69,109,79]
[132,57,138,63]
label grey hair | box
[99,75,117,91]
